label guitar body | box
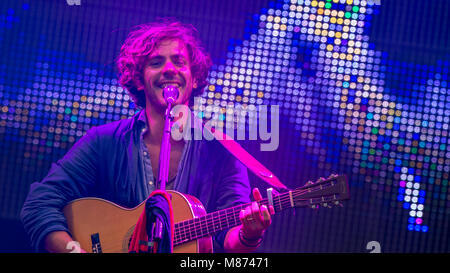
[63,190,213,253]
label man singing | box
[21,19,273,253]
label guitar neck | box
[173,191,292,246]
[173,175,349,246]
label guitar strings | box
[173,186,334,241]
[173,185,338,243]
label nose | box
[162,61,177,76]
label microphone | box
[163,85,179,105]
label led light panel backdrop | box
[0,0,448,252]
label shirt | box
[20,109,251,252]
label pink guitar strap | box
[203,124,288,190]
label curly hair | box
[116,18,212,108]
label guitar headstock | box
[293,174,350,209]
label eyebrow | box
[148,53,187,60]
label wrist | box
[238,227,263,247]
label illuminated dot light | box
[0,58,137,161]
[0,0,448,232]
[197,0,450,232]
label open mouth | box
[159,82,181,89]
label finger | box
[240,206,254,225]
[252,188,263,201]
[251,201,262,222]
[239,209,246,223]
[260,205,271,227]
[268,205,275,215]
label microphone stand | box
[158,99,175,191]
[150,86,178,253]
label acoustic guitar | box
[63,174,349,253]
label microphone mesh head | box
[163,85,179,104]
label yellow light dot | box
[317,8,324,15]
[108,100,114,106]
[315,29,321,35]
[326,44,334,51]
[347,0,353,4]
[346,54,353,61]
[335,32,342,38]
[1,106,8,113]
[267,16,273,22]
[321,29,328,36]
[274,16,281,23]
[280,24,287,31]
[236,96,242,102]
[209,85,215,91]
[330,17,336,24]
[311,1,318,7]
[257,92,264,98]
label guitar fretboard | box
[173,176,347,246]
[173,193,286,246]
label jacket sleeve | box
[20,127,100,252]
[212,150,251,252]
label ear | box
[135,77,145,92]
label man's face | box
[141,39,195,111]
